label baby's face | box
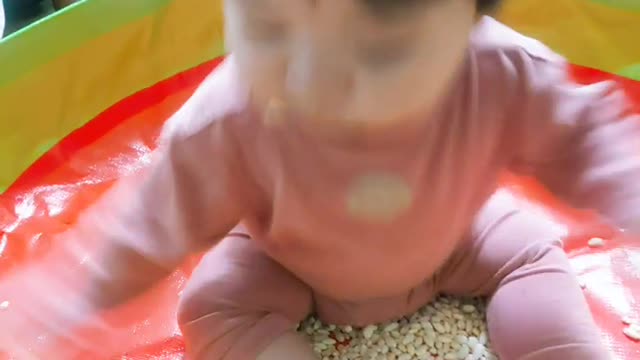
[225,0,476,126]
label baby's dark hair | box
[476,0,501,12]
[363,0,502,15]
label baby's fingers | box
[0,308,109,360]
[0,271,112,359]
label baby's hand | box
[0,265,115,359]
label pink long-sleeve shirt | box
[81,19,640,303]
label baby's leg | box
[439,192,610,360]
[178,227,316,360]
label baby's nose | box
[285,54,353,117]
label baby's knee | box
[177,279,225,328]
[176,243,313,359]
[178,282,303,360]
[478,195,571,268]
[178,234,313,326]
[177,273,308,328]
[520,239,571,268]
[177,271,312,329]
[497,241,576,290]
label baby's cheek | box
[237,56,288,108]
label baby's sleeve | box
[75,62,252,272]
[500,48,640,233]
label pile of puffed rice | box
[299,296,497,360]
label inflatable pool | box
[0,0,638,358]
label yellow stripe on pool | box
[499,0,640,76]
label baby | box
[3,0,640,359]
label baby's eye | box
[360,45,411,69]
[245,21,288,43]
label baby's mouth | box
[262,97,375,141]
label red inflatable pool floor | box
[0,59,639,359]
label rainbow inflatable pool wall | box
[0,0,639,358]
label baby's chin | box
[318,100,436,127]
[297,112,430,138]
[271,107,393,130]
[255,94,431,132]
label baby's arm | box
[83,117,248,308]
[500,48,640,232]
[0,60,252,356]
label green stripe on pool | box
[0,0,172,87]
[618,64,640,81]
[588,0,640,11]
